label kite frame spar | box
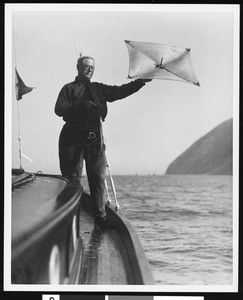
[125,40,200,86]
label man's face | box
[79,58,95,79]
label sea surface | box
[85,175,233,285]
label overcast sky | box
[7,4,239,175]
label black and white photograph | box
[4,3,239,294]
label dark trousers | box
[58,123,107,218]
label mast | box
[16,99,23,169]
[13,24,23,170]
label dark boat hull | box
[12,172,83,284]
[11,171,154,285]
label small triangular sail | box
[125,40,200,86]
[15,68,34,100]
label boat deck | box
[78,192,154,285]
[11,172,154,285]
[78,195,134,284]
[12,176,67,242]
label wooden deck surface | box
[78,192,154,285]
[78,206,133,284]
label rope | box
[106,161,119,210]
[100,119,119,210]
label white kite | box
[125,40,200,86]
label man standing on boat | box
[54,54,151,229]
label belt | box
[65,122,101,145]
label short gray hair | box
[77,54,95,67]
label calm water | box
[85,175,233,285]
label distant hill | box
[165,119,233,175]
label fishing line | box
[72,12,82,54]
[69,13,79,57]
